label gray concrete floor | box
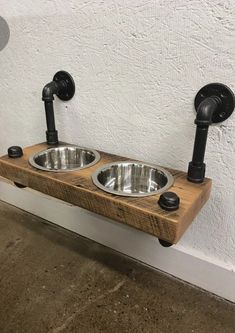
[0,201,234,333]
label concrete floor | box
[0,201,234,333]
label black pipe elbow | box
[42,82,57,101]
[195,97,220,126]
[42,80,66,102]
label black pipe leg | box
[14,182,26,189]
[159,239,173,247]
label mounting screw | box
[8,146,23,158]
[158,192,180,211]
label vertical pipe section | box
[191,126,209,166]
[42,81,61,145]
[44,101,58,145]
[187,126,208,183]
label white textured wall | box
[1,1,235,269]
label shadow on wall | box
[0,16,10,51]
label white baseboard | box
[0,180,234,303]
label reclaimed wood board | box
[0,143,212,244]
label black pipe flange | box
[194,83,235,123]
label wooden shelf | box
[0,143,212,244]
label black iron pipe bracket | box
[42,71,75,145]
[187,83,235,183]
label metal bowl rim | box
[28,145,101,172]
[92,160,174,197]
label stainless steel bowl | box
[29,145,100,172]
[92,161,174,197]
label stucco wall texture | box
[1,1,235,269]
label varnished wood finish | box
[0,143,212,243]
